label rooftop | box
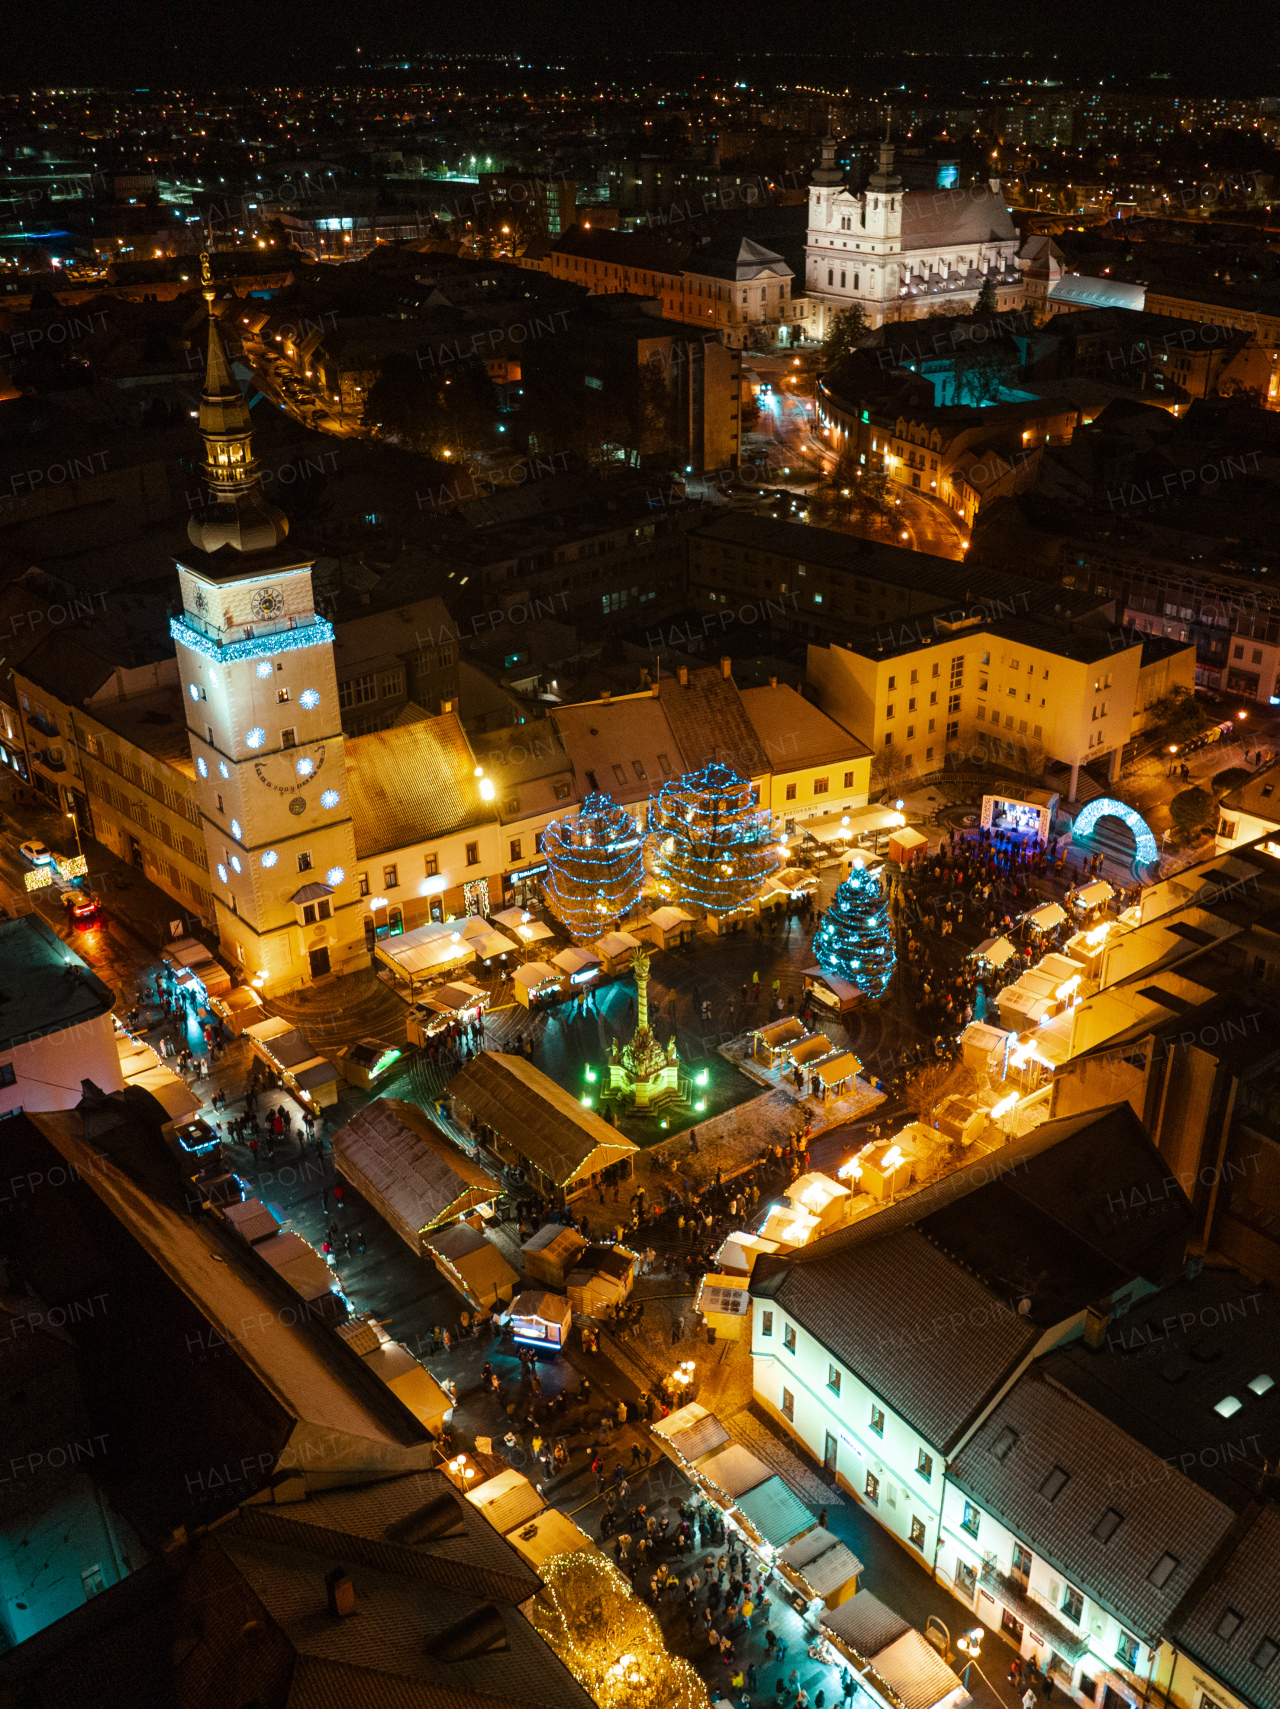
[740,681,872,771]
[447,1051,636,1187]
[344,711,496,859]
[0,915,116,1056]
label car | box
[18,840,52,865]
[61,889,100,921]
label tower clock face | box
[251,586,285,621]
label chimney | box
[1082,1303,1110,1351]
[439,698,455,715]
[678,666,689,688]
[720,656,732,679]
[769,675,777,688]
[326,1567,356,1617]
[601,688,611,703]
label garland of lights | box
[646,761,780,916]
[529,1549,711,1709]
[170,614,335,666]
[542,790,645,943]
[814,857,896,999]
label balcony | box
[978,1563,1090,1663]
[27,712,59,740]
[34,749,67,774]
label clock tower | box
[172,257,365,993]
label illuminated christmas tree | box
[647,761,780,915]
[814,857,896,998]
[542,790,645,943]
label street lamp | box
[1166,744,1178,776]
[956,1628,983,1688]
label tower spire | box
[188,251,288,556]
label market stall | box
[209,985,263,1037]
[887,825,928,866]
[1020,902,1068,945]
[704,902,756,937]
[243,1016,340,1110]
[254,1231,345,1321]
[651,1402,729,1466]
[970,935,1017,973]
[809,1050,862,1102]
[788,1033,839,1074]
[522,1223,589,1289]
[493,907,558,960]
[512,961,563,1010]
[163,936,232,999]
[695,1271,751,1340]
[783,1171,853,1236]
[857,1140,912,1201]
[960,1022,1013,1080]
[458,917,519,967]
[748,1016,810,1066]
[596,929,644,975]
[803,966,861,1016]
[466,1466,546,1535]
[820,1588,972,1709]
[375,920,477,998]
[735,1476,816,1551]
[423,1222,519,1310]
[638,905,697,949]
[406,981,489,1046]
[552,945,603,989]
[329,1098,499,1249]
[333,1038,404,1090]
[759,1200,823,1248]
[1068,877,1115,920]
[115,1029,201,1121]
[714,1231,781,1277]
[335,1314,455,1436]
[507,1289,572,1353]
[565,1245,636,1316]
[503,1506,603,1572]
[778,1527,862,1611]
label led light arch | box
[1073,797,1158,867]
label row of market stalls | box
[748,1015,866,1097]
[654,1404,970,1709]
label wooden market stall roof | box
[778,1527,863,1600]
[330,1098,499,1248]
[735,1474,815,1548]
[815,1050,862,1086]
[652,1402,731,1465]
[447,1052,637,1188]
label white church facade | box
[804,136,1025,333]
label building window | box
[813,777,829,795]
[357,872,370,896]
[1063,1587,1084,1624]
[917,1450,933,1482]
[424,854,439,877]
[281,727,296,748]
[277,687,290,703]
[783,1323,796,1353]
[962,1502,981,1538]
[909,1517,926,1550]
[339,672,377,709]
[946,721,959,740]
[383,864,399,889]
[1002,1610,1025,1645]
[956,1559,977,1597]
[510,838,522,862]
[466,841,480,865]
[1013,1542,1033,1581]
[948,694,961,714]
[1116,1634,1140,1672]
[884,733,893,747]
[378,668,405,699]
[843,770,856,788]
[828,1364,841,1395]
[297,851,312,872]
[865,1472,879,1503]
[886,704,895,719]
[781,1387,795,1421]
[760,1310,773,1337]
[0,1063,15,1089]
[785,782,797,800]
[81,1564,106,1600]
[869,1404,885,1435]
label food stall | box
[788,1033,839,1075]
[704,902,756,937]
[748,1016,810,1067]
[254,1231,346,1322]
[695,1272,751,1340]
[638,905,697,950]
[857,1140,912,1202]
[1068,877,1115,921]
[714,1231,781,1277]
[887,825,928,866]
[553,945,603,990]
[493,907,558,961]
[970,934,1017,973]
[329,1098,499,1250]
[1020,901,1068,946]
[336,1313,455,1436]
[506,1289,572,1354]
[803,966,861,1016]
[522,1223,589,1289]
[503,1507,603,1572]
[375,920,477,1000]
[466,1466,546,1535]
[334,1038,404,1091]
[244,1016,340,1110]
[209,985,264,1037]
[163,936,232,999]
[423,1221,519,1310]
[960,1022,1014,1081]
[458,917,519,968]
[784,1171,853,1237]
[596,930,644,975]
[406,981,489,1046]
[809,1050,862,1102]
[512,961,563,1011]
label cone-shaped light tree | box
[647,761,780,915]
[813,856,896,998]
[542,791,645,942]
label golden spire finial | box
[200,250,214,303]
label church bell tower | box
[172,257,364,993]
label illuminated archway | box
[1072,797,1158,867]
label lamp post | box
[957,1627,983,1689]
[1166,744,1178,777]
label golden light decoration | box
[529,1550,711,1709]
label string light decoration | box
[542,790,644,943]
[813,856,896,999]
[529,1550,711,1709]
[647,761,779,916]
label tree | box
[1211,766,1250,794]
[950,340,1018,406]
[1149,685,1216,747]
[543,791,645,942]
[1169,786,1214,844]
[529,1550,711,1709]
[813,857,896,998]
[362,352,496,468]
[822,303,871,365]
[976,275,999,314]
[647,762,780,915]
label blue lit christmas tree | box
[543,791,645,943]
[814,857,896,999]
[647,761,780,916]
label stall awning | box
[973,935,1016,967]
[1024,903,1067,931]
[734,1475,815,1548]
[466,929,519,961]
[889,827,928,852]
[696,1440,771,1500]
[663,1409,730,1464]
[715,1232,780,1275]
[376,921,478,979]
[815,1050,862,1086]
[1072,879,1114,908]
[805,804,901,842]
[447,1053,637,1188]
[779,1528,863,1599]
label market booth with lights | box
[406,980,489,1046]
[512,961,563,1010]
[333,1037,403,1091]
[243,1015,340,1109]
[375,920,477,1000]
[329,1097,500,1254]
[506,1289,572,1353]
[423,1221,519,1311]
[447,1051,638,1207]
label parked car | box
[18,840,52,865]
[61,889,101,922]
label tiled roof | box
[740,682,872,770]
[1174,1503,1280,1709]
[950,1370,1236,1644]
[900,183,1017,249]
[345,712,496,859]
[551,695,686,807]
[821,1587,910,1657]
[655,667,763,777]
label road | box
[240,337,360,439]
